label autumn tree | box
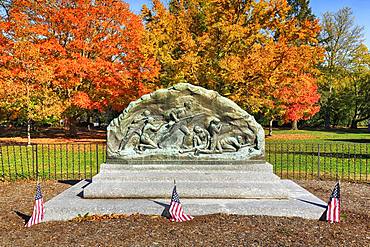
[0,0,159,135]
[0,3,63,144]
[272,0,318,131]
[142,0,322,132]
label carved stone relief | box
[107,83,265,160]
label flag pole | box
[35,144,39,183]
[174,179,176,186]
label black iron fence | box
[266,143,368,182]
[0,143,106,181]
[0,143,368,182]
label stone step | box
[84,161,286,199]
[92,170,280,183]
[83,180,288,199]
[98,162,273,173]
[107,159,267,165]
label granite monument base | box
[83,160,288,199]
[44,179,327,222]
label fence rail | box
[0,143,368,182]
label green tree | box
[287,0,315,21]
[346,44,370,128]
[319,7,364,128]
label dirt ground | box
[0,126,317,143]
[0,180,368,247]
[0,127,106,144]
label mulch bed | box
[0,180,368,246]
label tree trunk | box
[268,119,273,136]
[324,110,330,129]
[27,120,31,146]
[291,120,298,130]
[350,79,359,129]
[66,117,78,137]
[350,119,358,129]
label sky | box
[126,0,370,48]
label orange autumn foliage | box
[0,15,63,121]
[0,0,159,118]
[143,0,323,123]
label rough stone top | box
[107,83,265,161]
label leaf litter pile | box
[0,180,368,246]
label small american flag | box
[169,185,193,222]
[25,183,45,227]
[325,182,340,223]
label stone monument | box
[83,83,288,199]
[44,83,326,221]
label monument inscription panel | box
[107,83,265,161]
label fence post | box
[96,143,99,175]
[317,144,320,179]
[33,144,39,180]
[366,144,368,182]
[0,145,4,179]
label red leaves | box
[276,74,321,122]
[1,0,159,115]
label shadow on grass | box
[301,128,369,134]
[14,211,31,224]
[325,139,370,144]
[267,150,370,159]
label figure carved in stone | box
[159,102,195,148]
[180,126,210,154]
[219,136,250,152]
[108,83,265,159]
[119,110,151,151]
[208,118,222,151]
[138,117,164,151]
[170,101,192,122]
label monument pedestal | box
[83,160,289,199]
